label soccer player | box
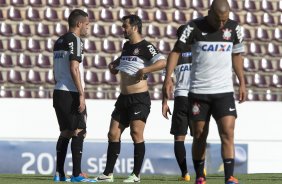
[95,14,166,183]
[52,9,96,182]
[162,25,193,181]
[163,0,246,184]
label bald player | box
[162,0,246,183]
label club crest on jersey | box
[133,48,140,55]
[222,28,232,40]
[192,102,200,115]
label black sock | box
[103,142,121,176]
[133,142,145,176]
[71,135,84,177]
[174,141,188,177]
[223,158,234,182]
[56,136,70,177]
[193,159,205,179]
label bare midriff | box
[120,71,148,95]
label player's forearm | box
[70,63,84,96]
[232,54,245,86]
[142,59,166,74]
[165,52,179,79]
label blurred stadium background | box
[0,0,282,177]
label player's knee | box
[76,129,86,139]
[60,130,73,139]
[107,131,119,141]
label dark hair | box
[122,14,142,34]
[176,25,186,38]
[68,9,88,28]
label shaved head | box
[208,0,230,30]
[211,0,230,13]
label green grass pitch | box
[0,174,282,184]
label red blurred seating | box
[147,74,157,86]
[157,40,171,54]
[150,87,162,100]
[253,73,269,88]
[92,54,107,69]
[27,38,42,53]
[229,0,240,11]
[0,9,4,21]
[243,0,257,11]
[263,89,277,101]
[26,7,41,21]
[45,69,55,84]
[259,58,274,72]
[242,27,252,41]
[82,0,97,7]
[101,0,115,7]
[154,10,168,23]
[54,23,67,36]
[7,70,24,84]
[191,0,205,10]
[246,89,260,101]
[0,53,14,68]
[62,8,71,21]
[8,7,22,21]
[109,23,123,37]
[34,86,50,98]
[147,24,161,38]
[165,25,177,39]
[17,22,32,37]
[8,38,23,52]
[229,12,240,23]
[0,40,4,52]
[244,12,259,26]
[36,54,52,68]
[256,27,270,41]
[84,39,98,53]
[44,7,59,21]
[0,0,8,6]
[137,0,152,9]
[92,23,106,37]
[0,23,14,36]
[64,0,79,6]
[45,38,54,52]
[248,42,263,56]
[118,8,130,20]
[260,0,275,12]
[271,74,282,88]
[26,70,43,84]
[17,53,33,68]
[102,70,119,85]
[84,70,100,85]
[173,0,188,9]
[273,28,282,41]
[92,87,106,99]
[262,12,276,26]
[136,9,150,23]
[173,10,187,24]
[47,0,61,6]
[267,43,280,57]
[36,23,51,37]
[190,10,203,19]
[28,0,44,7]
[120,0,133,8]
[100,8,114,22]
[12,0,25,7]
[156,0,170,9]
[243,58,256,72]
[15,86,32,98]
[102,39,118,53]
[0,86,13,98]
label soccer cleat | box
[203,168,207,177]
[123,173,140,183]
[53,172,70,182]
[94,173,114,182]
[226,176,239,184]
[195,177,206,184]
[70,173,97,182]
[178,173,191,181]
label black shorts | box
[188,92,237,122]
[111,91,151,127]
[53,90,87,131]
[170,96,192,136]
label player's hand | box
[162,102,171,119]
[238,83,246,103]
[78,95,86,113]
[108,62,119,75]
[136,68,146,81]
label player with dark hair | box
[95,14,166,183]
[52,9,96,182]
[163,0,246,183]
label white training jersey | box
[174,52,192,97]
[174,17,244,94]
[53,32,85,92]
